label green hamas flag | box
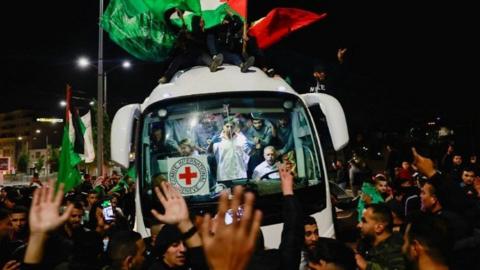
[110,166,137,194]
[170,2,235,31]
[101,0,237,62]
[143,0,201,23]
[57,86,83,192]
[101,0,178,62]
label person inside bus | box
[252,146,279,181]
[245,113,273,177]
[245,113,273,150]
[151,123,178,157]
[178,139,198,157]
[192,113,222,154]
[272,114,294,157]
[208,117,251,181]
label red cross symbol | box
[179,166,197,185]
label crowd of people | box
[328,143,480,269]
[0,143,478,269]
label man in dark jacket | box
[355,203,406,270]
[148,182,208,270]
[148,224,207,270]
[246,163,304,270]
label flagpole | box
[242,1,248,55]
[97,0,105,177]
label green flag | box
[57,86,82,192]
[170,0,242,31]
[143,0,201,23]
[101,0,238,62]
[101,0,177,62]
[110,166,137,194]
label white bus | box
[110,65,349,248]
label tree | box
[35,155,44,173]
[48,149,60,172]
[17,152,29,173]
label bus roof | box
[142,65,297,111]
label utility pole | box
[97,0,104,177]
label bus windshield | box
[140,94,324,207]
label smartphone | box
[101,200,115,222]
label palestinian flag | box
[57,85,95,192]
[169,0,244,31]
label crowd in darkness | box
[0,142,479,269]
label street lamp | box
[76,56,131,176]
[76,57,131,109]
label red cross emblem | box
[179,166,198,185]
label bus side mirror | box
[111,104,141,168]
[301,93,349,151]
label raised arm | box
[24,180,73,264]
[200,186,262,270]
[151,181,201,248]
[278,163,304,270]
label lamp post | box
[98,0,105,177]
[77,56,131,176]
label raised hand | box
[2,260,21,270]
[151,181,189,226]
[337,48,348,64]
[200,186,262,270]
[279,163,294,196]
[412,147,436,178]
[29,180,73,235]
[24,180,73,264]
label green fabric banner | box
[101,0,237,62]
[101,0,177,62]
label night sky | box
[1,1,477,135]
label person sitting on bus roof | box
[252,146,279,181]
[208,117,251,181]
[205,13,255,73]
[158,11,224,84]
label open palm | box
[151,181,189,225]
[29,180,73,234]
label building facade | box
[0,110,62,174]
